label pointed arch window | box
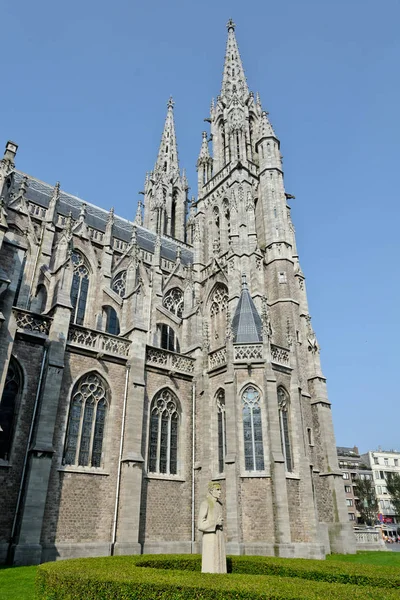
[63,373,109,468]
[213,206,221,251]
[70,251,90,325]
[148,389,179,475]
[242,386,264,471]
[104,306,120,336]
[278,387,293,472]
[0,357,22,461]
[216,389,226,474]
[163,287,183,317]
[209,284,228,348]
[112,270,127,298]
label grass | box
[327,550,400,568]
[0,552,399,600]
[0,565,37,600]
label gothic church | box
[0,21,355,565]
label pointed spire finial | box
[79,203,87,221]
[221,19,249,102]
[154,98,179,175]
[107,206,114,224]
[241,272,248,290]
[134,199,143,226]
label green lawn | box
[327,550,400,568]
[1,552,399,600]
[0,565,37,600]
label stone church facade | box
[0,21,355,565]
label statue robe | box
[197,494,227,573]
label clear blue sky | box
[2,0,399,453]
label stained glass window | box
[216,389,226,473]
[242,386,264,471]
[278,387,293,472]
[148,389,179,475]
[70,251,90,325]
[162,288,184,317]
[63,373,109,468]
[0,357,22,461]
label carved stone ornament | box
[261,296,273,338]
[305,315,319,354]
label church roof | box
[9,171,193,265]
[232,275,263,344]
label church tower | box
[143,98,189,241]
[193,19,355,557]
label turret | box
[143,98,188,241]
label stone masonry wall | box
[41,351,127,546]
[0,339,44,546]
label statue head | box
[207,481,222,499]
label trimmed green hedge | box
[134,553,400,588]
[36,554,400,599]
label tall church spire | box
[221,19,249,103]
[143,98,188,241]
[154,97,179,177]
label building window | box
[63,372,109,468]
[377,486,382,494]
[278,271,287,284]
[307,427,313,446]
[162,287,184,317]
[0,357,22,461]
[148,389,179,475]
[112,270,127,298]
[374,456,379,464]
[216,389,226,474]
[278,387,293,472]
[70,251,90,325]
[104,306,120,335]
[343,472,349,480]
[349,513,356,521]
[345,485,351,493]
[346,499,354,507]
[384,458,389,466]
[242,386,264,472]
[209,284,228,348]
[395,459,398,467]
[157,323,180,353]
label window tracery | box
[242,385,264,471]
[70,251,90,325]
[162,287,183,317]
[148,389,179,475]
[278,386,293,472]
[112,270,127,298]
[63,372,109,468]
[210,284,228,317]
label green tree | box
[354,477,379,525]
[386,472,400,518]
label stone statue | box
[197,482,227,573]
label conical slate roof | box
[232,275,263,344]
